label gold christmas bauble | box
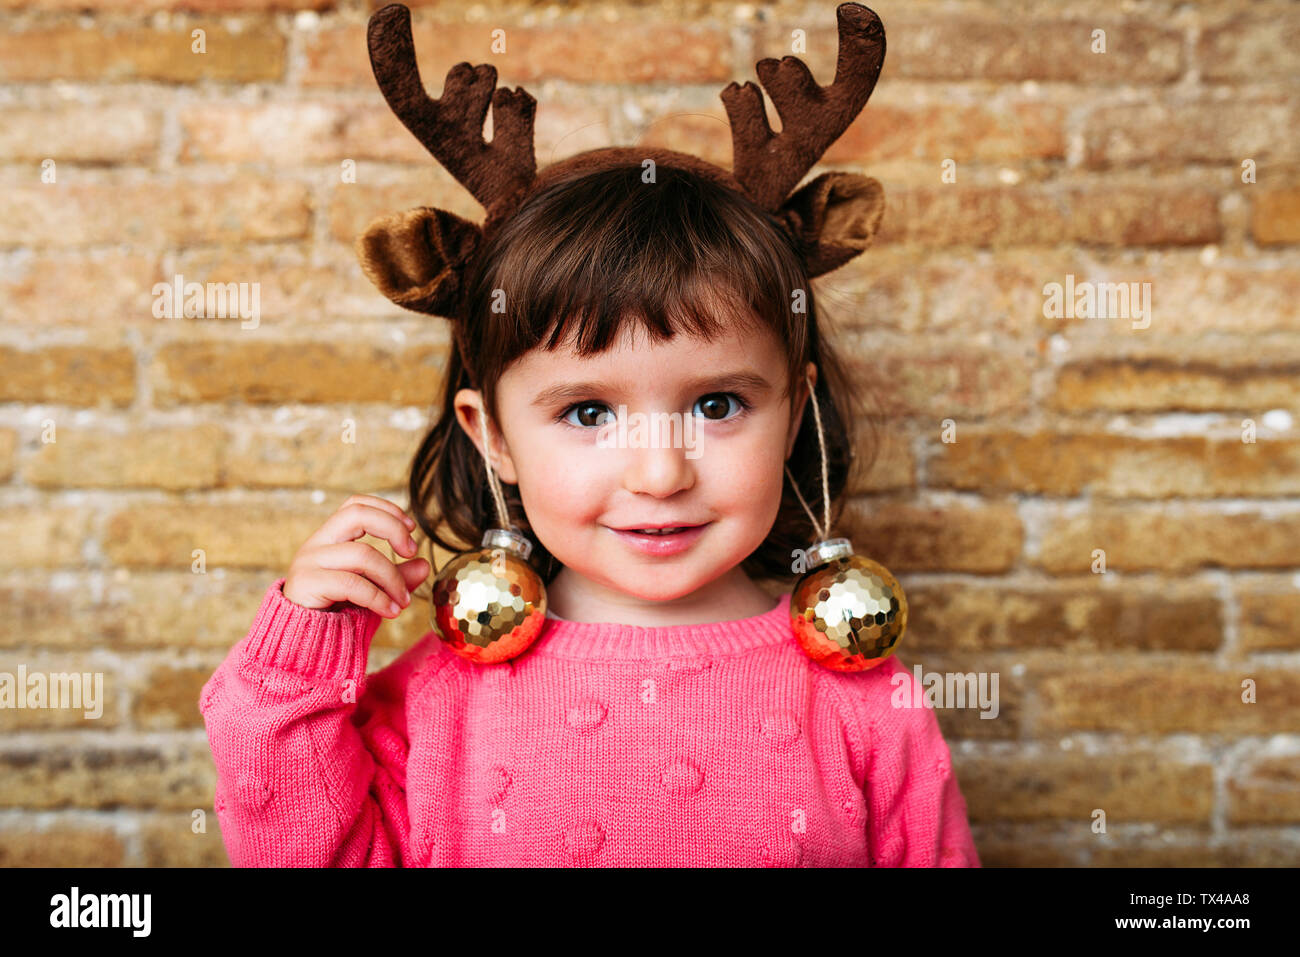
[429,529,547,664]
[790,538,907,672]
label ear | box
[453,388,519,485]
[355,206,482,317]
[777,172,885,278]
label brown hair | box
[408,162,878,589]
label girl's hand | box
[282,493,431,618]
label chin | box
[599,570,707,604]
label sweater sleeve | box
[199,577,420,867]
[840,655,982,868]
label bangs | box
[462,164,811,395]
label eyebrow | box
[531,371,774,409]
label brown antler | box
[366,3,538,222]
[721,2,885,212]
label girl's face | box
[455,320,814,618]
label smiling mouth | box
[613,524,706,535]
[606,523,711,555]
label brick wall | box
[0,0,1297,866]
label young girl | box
[200,1,980,867]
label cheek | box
[700,424,788,516]
[512,436,607,528]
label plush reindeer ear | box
[355,206,482,317]
[778,172,885,277]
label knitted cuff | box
[240,577,382,681]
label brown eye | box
[564,403,615,428]
[695,394,737,420]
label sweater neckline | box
[527,592,793,661]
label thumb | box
[397,557,432,590]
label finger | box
[309,503,419,559]
[396,557,431,590]
[339,493,417,531]
[318,569,405,618]
[313,541,412,608]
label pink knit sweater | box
[200,577,981,867]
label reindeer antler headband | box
[355,1,888,319]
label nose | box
[619,416,697,498]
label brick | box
[0,24,285,83]
[1197,11,1300,81]
[0,345,134,406]
[0,743,214,810]
[841,500,1022,573]
[1037,257,1300,337]
[0,254,162,325]
[179,102,430,166]
[1038,507,1300,573]
[968,829,1087,867]
[1051,358,1300,412]
[328,180,480,245]
[1036,662,1300,734]
[824,251,923,335]
[905,581,1222,654]
[779,17,1182,84]
[170,248,400,323]
[845,341,1032,418]
[0,572,252,649]
[301,24,408,88]
[23,424,223,490]
[846,425,913,494]
[301,22,730,88]
[0,825,125,867]
[101,503,330,569]
[0,658,119,730]
[1094,839,1300,867]
[0,0,331,9]
[131,663,219,730]
[955,752,1213,824]
[1064,188,1220,245]
[149,340,445,405]
[876,186,1067,246]
[1227,756,1300,825]
[221,419,419,490]
[0,106,160,164]
[1084,98,1298,167]
[522,94,620,164]
[512,23,731,84]
[636,107,733,171]
[930,430,1300,498]
[1236,586,1300,652]
[903,653,1021,739]
[0,507,92,568]
[0,177,310,249]
[0,428,15,482]
[1252,187,1300,245]
[875,187,1218,247]
[828,101,1066,164]
[0,570,422,652]
[139,813,230,867]
[833,249,1080,338]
